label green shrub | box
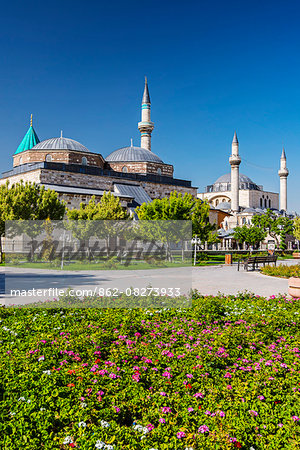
[1,293,300,449]
[261,263,300,278]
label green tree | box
[233,225,266,249]
[67,192,130,259]
[136,192,215,260]
[0,181,65,262]
[293,217,300,242]
[251,209,293,249]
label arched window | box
[122,166,128,173]
[157,168,162,175]
[222,198,226,203]
[19,156,23,165]
[242,218,246,224]
[269,199,271,208]
[260,198,263,208]
[82,156,87,166]
[45,154,52,162]
[215,199,219,206]
[264,199,267,208]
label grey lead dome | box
[214,173,255,184]
[32,137,90,153]
[106,146,163,163]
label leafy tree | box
[67,192,130,258]
[135,192,215,260]
[233,225,266,249]
[0,181,65,262]
[293,217,300,243]
[251,209,293,249]
[136,191,214,238]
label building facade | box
[198,133,290,229]
[1,80,197,210]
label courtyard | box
[1,259,296,306]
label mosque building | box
[1,78,197,209]
[1,79,294,232]
[198,132,292,230]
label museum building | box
[1,79,197,210]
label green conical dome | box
[14,115,40,155]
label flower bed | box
[1,293,300,449]
[261,264,300,278]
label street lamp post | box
[191,235,201,266]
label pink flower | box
[226,385,233,390]
[114,406,120,412]
[258,395,265,401]
[147,423,155,431]
[186,374,193,379]
[249,410,258,417]
[193,392,204,398]
[188,407,194,412]
[198,425,209,433]
[176,431,186,439]
[159,418,166,423]
[159,392,166,396]
[292,416,299,421]
[161,407,172,413]
[224,372,232,378]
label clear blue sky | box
[1,0,300,210]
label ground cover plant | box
[261,264,300,278]
[1,293,300,449]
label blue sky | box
[1,0,300,210]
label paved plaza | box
[0,260,296,306]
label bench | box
[237,255,277,271]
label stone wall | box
[0,168,196,205]
[58,192,131,209]
[13,150,104,168]
[199,188,279,210]
[106,161,173,177]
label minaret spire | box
[30,114,33,127]
[278,147,289,211]
[138,76,154,151]
[229,131,241,213]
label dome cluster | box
[32,137,90,153]
[106,145,163,163]
[212,173,260,191]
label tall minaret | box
[138,77,154,151]
[229,131,241,213]
[278,148,289,211]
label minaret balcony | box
[138,121,154,132]
[278,168,289,177]
[229,155,241,165]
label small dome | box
[214,173,255,185]
[106,145,163,163]
[32,137,90,153]
[242,207,257,214]
[217,201,231,210]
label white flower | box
[100,420,110,428]
[78,421,87,427]
[63,436,73,444]
[95,441,105,449]
[27,400,31,403]
[80,402,87,408]
[43,370,51,375]
[9,412,16,416]
[40,407,46,411]
[38,356,45,362]
[18,397,25,401]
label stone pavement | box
[0,260,297,306]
